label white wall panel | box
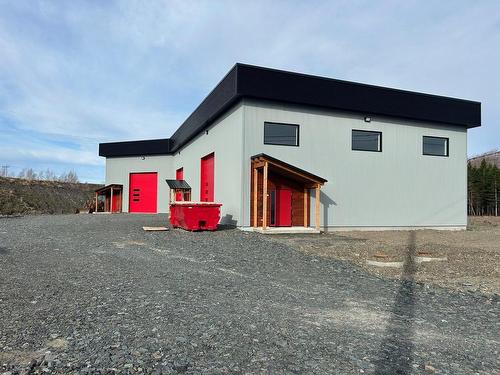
[241,99,467,229]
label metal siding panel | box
[105,155,172,213]
[241,100,467,228]
[172,105,244,225]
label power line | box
[0,165,10,177]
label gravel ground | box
[0,214,498,374]
[269,217,500,296]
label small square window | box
[264,122,299,146]
[352,130,382,152]
[423,136,449,157]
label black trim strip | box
[99,63,481,158]
[99,138,171,157]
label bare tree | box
[59,170,79,183]
[25,168,37,180]
[18,168,38,180]
[44,169,57,181]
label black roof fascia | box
[168,64,480,153]
[99,63,481,158]
[98,138,171,157]
[168,65,239,152]
[236,64,481,128]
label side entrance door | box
[273,189,292,227]
[175,168,184,201]
[129,172,157,213]
[200,153,214,202]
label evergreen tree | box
[468,160,500,216]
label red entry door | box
[111,190,120,213]
[175,168,184,201]
[129,172,157,213]
[275,189,292,226]
[200,153,214,202]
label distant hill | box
[468,150,500,168]
[0,177,103,216]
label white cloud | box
[0,0,498,183]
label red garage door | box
[129,172,157,213]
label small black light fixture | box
[205,129,209,135]
[364,116,371,123]
[141,156,145,160]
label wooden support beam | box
[253,167,258,227]
[95,192,98,213]
[315,184,320,231]
[262,162,268,229]
[252,161,266,169]
[110,188,114,213]
[304,188,308,227]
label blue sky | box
[0,0,499,183]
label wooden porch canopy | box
[251,154,327,230]
[95,184,123,213]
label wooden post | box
[303,188,308,227]
[315,184,320,231]
[262,162,268,229]
[253,167,258,227]
[95,192,98,213]
[110,188,114,213]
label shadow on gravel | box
[0,246,8,254]
[374,231,417,375]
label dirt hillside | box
[0,177,103,215]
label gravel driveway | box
[0,214,498,374]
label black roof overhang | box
[99,63,481,158]
[99,138,171,157]
[169,64,480,153]
[235,64,481,128]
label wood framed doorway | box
[250,154,327,230]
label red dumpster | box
[169,202,222,231]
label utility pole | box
[0,165,9,177]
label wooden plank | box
[267,160,324,185]
[315,184,320,230]
[253,161,266,169]
[253,167,258,227]
[142,226,169,231]
[304,188,308,227]
[262,162,268,229]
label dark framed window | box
[264,122,299,146]
[352,130,382,152]
[423,136,449,157]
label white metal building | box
[99,64,481,231]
